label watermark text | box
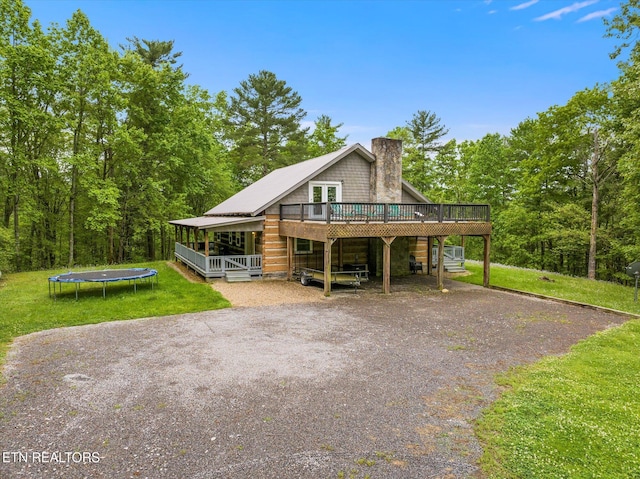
[2,451,100,464]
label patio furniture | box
[409,255,423,274]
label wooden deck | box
[279,201,491,295]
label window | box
[295,238,313,254]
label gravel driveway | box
[0,276,628,478]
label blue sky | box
[28,0,622,146]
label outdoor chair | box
[409,254,423,274]
[367,204,384,221]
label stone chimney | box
[370,137,403,203]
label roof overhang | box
[169,216,265,232]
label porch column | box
[436,235,448,291]
[427,236,434,276]
[204,230,209,257]
[186,227,191,250]
[287,236,294,281]
[194,229,199,253]
[381,236,396,294]
[483,234,491,287]
[323,239,336,297]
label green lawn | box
[458,261,640,315]
[0,261,229,364]
[454,263,640,478]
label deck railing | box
[280,202,490,223]
[174,242,262,278]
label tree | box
[466,133,517,210]
[0,0,60,270]
[123,36,182,68]
[54,10,120,267]
[226,70,307,185]
[387,110,449,194]
[608,1,640,266]
[407,109,449,157]
[306,114,347,157]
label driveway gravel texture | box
[0,275,628,479]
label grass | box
[476,320,640,478]
[0,261,230,364]
[453,263,640,478]
[457,261,640,315]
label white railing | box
[174,243,262,277]
[432,245,465,266]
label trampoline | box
[48,268,158,300]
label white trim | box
[308,181,342,203]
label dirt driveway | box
[0,276,628,478]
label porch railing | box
[280,202,490,223]
[432,245,465,265]
[174,242,262,278]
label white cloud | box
[577,7,617,22]
[488,9,498,14]
[510,0,539,11]
[534,0,599,21]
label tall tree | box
[407,109,449,158]
[306,114,347,157]
[226,70,307,185]
[54,10,120,267]
[387,109,449,194]
[123,36,182,68]
[608,0,640,265]
[0,0,60,270]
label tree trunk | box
[588,129,600,280]
[13,194,20,271]
[108,226,115,264]
[68,165,76,268]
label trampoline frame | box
[48,268,158,300]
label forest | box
[2,0,640,283]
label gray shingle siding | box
[265,152,373,215]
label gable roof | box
[205,143,375,217]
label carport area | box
[0,280,627,478]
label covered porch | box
[170,216,264,280]
[280,202,491,296]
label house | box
[169,138,492,295]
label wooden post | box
[204,230,209,257]
[427,236,434,276]
[323,239,336,296]
[186,228,191,250]
[436,235,448,291]
[381,236,396,294]
[483,234,491,287]
[286,236,294,281]
[194,229,199,253]
[338,238,343,269]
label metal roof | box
[205,143,376,217]
[169,216,265,229]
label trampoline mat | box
[49,268,157,283]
